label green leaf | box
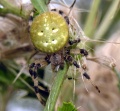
[30,0,49,14]
[95,0,120,39]
[113,68,120,90]
[0,0,27,18]
[58,102,77,111]
[44,63,69,111]
[84,0,101,37]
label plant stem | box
[44,63,69,111]
[0,94,7,111]
[31,0,48,14]
[84,0,101,37]
[0,0,28,18]
[95,0,120,39]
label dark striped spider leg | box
[29,55,50,105]
[64,48,100,93]
[68,38,88,57]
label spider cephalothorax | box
[28,0,99,106]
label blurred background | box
[0,0,120,111]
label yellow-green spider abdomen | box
[30,12,69,53]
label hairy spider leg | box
[29,56,51,105]
[51,9,70,25]
[70,48,88,57]
[64,55,80,68]
[69,38,81,45]
[66,38,88,57]
[83,72,100,93]
[65,49,100,93]
[68,0,76,15]
[50,0,77,25]
[28,8,37,32]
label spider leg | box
[51,9,70,24]
[64,55,80,68]
[28,8,37,32]
[64,52,100,93]
[68,32,88,56]
[68,0,76,15]
[70,48,88,57]
[83,72,100,93]
[65,47,88,57]
[69,38,81,45]
[29,56,51,105]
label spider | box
[29,0,99,106]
